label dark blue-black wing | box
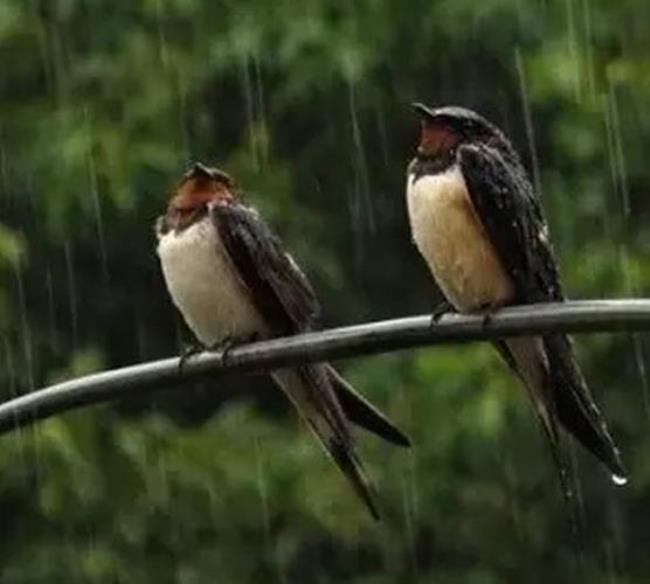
[211,201,410,447]
[458,143,562,303]
[459,144,625,480]
[211,201,410,519]
[211,201,320,336]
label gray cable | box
[1,299,650,435]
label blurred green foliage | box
[0,0,649,581]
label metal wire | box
[2,299,650,435]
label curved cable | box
[1,299,650,435]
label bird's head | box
[164,162,235,231]
[411,103,502,159]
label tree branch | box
[2,299,650,436]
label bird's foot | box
[178,342,206,373]
[209,333,261,364]
[478,303,498,329]
[430,301,455,327]
[178,333,261,372]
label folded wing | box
[459,144,625,479]
[211,202,410,518]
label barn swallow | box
[156,162,410,519]
[406,103,626,485]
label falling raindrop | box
[564,0,582,102]
[607,83,631,217]
[348,81,375,232]
[616,241,648,422]
[252,52,269,166]
[175,64,191,163]
[2,335,16,398]
[154,0,170,69]
[0,124,8,194]
[63,240,79,349]
[581,0,596,100]
[45,268,57,349]
[14,263,35,391]
[84,108,109,283]
[240,52,259,170]
[631,334,650,423]
[514,48,542,198]
[375,105,390,168]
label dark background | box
[1,0,649,581]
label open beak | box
[411,102,436,119]
[187,161,213,179]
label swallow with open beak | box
[156,162,410,519]
[406,103,626,486]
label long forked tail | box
[544,335,627,482]
[271,366,381,519]
[497,335,626,482]
[326,365,411,447]
[497,337,582,535]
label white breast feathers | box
[156,215,267,346]
[406,164,514,312]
